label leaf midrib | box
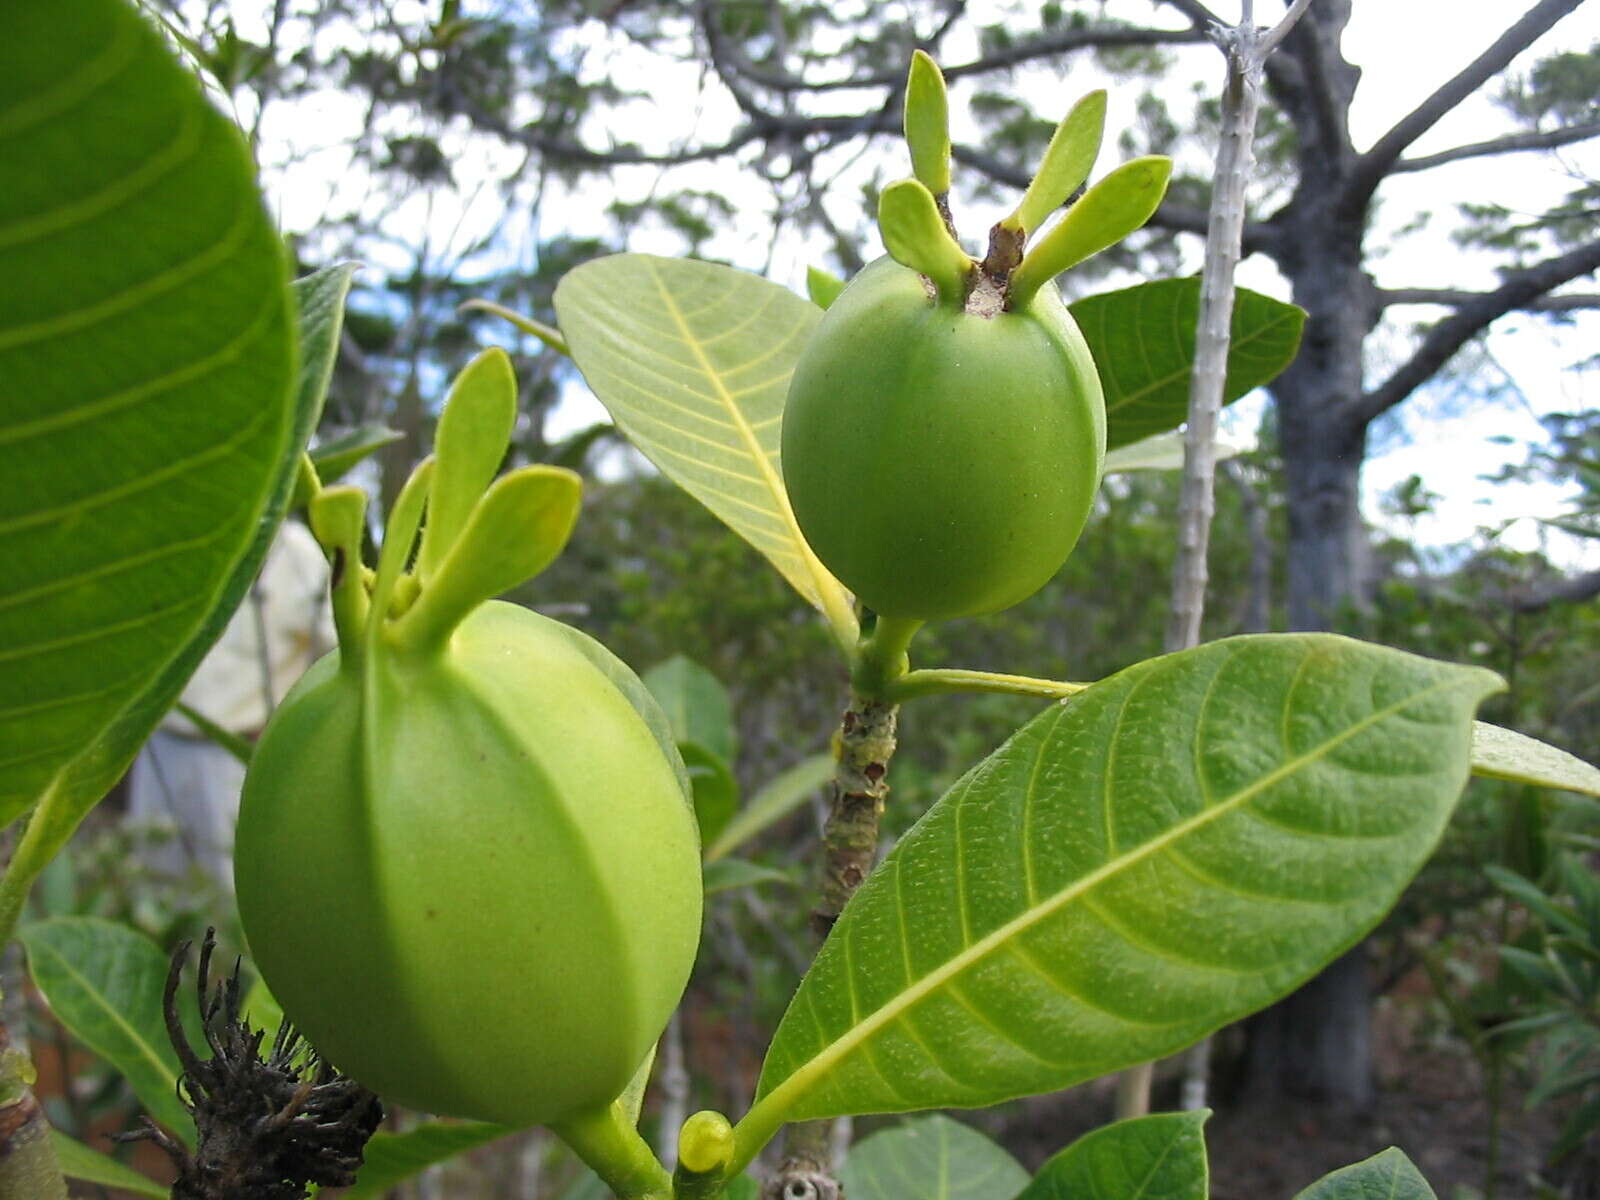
[757,667,1465,1117]
[643,259,842,614]
[28,932,181,1112]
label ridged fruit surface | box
[235,601,702,1126]
[782,256,1105,620]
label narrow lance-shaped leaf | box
[340,1123,511,1199]
[1294,1147,1437,1199]
[0,0,299,826]
[1070,278,1306,451]
[705,752,833,863]
[553,255,855,643]
[681,741,738,850]
[1470,721,1600,796]
[738,636,1502,1146]
[310,423,403,485]
[839,1115,1028,1200]
[1014,1111,1209,1200]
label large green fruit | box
[782,256,1106,621]
[234,350,702,1127]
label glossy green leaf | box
[310,422,403,484]
[553,255,854,637]
[1294,1147,1436,1199]
[1070,278,1305,451]
[747,635,1501,1128]
[21,917,194,1144]
[683,741,739,850]
[1014,1111,1209,1200]
[704,858,796,896]
[51,1131,166,1198]
[644,655,737,766]
[341,1121,511,1198]
[705,752,833,863]
[0,0,298,825]
[839,1114,1028,1200]
[1471,721,1600,796]
[1102,429,1242,475]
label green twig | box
[887,668,1087,703]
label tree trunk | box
[1240,948,1375,1109]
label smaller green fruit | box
[782,255,1106,621]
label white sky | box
[240,1,1600,565]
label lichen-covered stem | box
[812,693,898,939]
[0,1020,66,1200]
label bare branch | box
[698,20,1209,94]
[1513,568,1600,613]
[1258,0,1315,59]
[1344,0,1585,213]
[1354,237,1600,425]
[1159,0,1225,26]
[1378,287,1600,313]
[1392,120,1600,174]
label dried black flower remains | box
[119,928,383,1200]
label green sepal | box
[416,347,518,584]
[394,465,582,653]
[878,179,973,307]
[368,456,434,650]
[1009,156,1173,310]
[903,50,951,196]
[308,485,371,651]
[1008,90,1108,234]
[807,266,846,310]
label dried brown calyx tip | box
[116,928,383,1200]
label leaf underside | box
[755,634,1501,1120]
[553,254,847,617]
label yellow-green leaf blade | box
[749,635,1502,1127]
[1470,720,1600,796]
[553,254,853,638]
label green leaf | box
[553,255,854,638]
[839,1114,1028,1200]
[341,1121,511,1198]
[1470,721,1600,796]
[1009,90,1107,234]
[683,741,739,849]
[0,0,298,825]
[644,655,737,765]
[704,858,796,896]
[1014,1111,1209,1200]
[1294,1147,1436,1199]
[705,752,833,863]
[1102,429,1242,475]
[290,262,358,433]
[747,635,1501,1126]
[310,423,403,484]
[21,917,194,1144]
[903,50,952,197]
[1070,279,1305,451]
[879,179,971,306]
[51,1131,167,1198]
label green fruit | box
[782,255,1106,621]
[234,350,702,1127]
